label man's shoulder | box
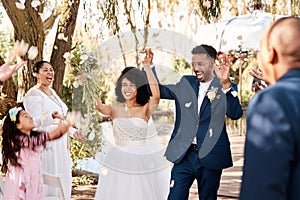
[263,78,300,96]
[249,82,295,112]
[177,75,198,87]
[25,86,40,96]
[251,85,279,104]
[181,75,197,82]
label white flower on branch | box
[31,0,41,10]
[79,54,89,64]
[63,52,71,59]
[73,74,86,88]
[57,33,68,42]
[63,52,71,66]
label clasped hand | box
[53,111,86,142]
[249,69,268,92]
[140,48,153,67]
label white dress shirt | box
[197,81,212,113]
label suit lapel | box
[192,80,199,97]
[192,79,200,116]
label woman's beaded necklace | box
[40,87,65,116]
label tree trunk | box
[2,0,45,101]
[51,0,81,97]
[1,0,79,100]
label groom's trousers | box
[167,144,222,200]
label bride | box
[94,50,170,200]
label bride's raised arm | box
[95,99,112,117]
[142,49,160,115]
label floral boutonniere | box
[206,86,219,102]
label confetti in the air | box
[15,2,25,10]
[27,46,38,60]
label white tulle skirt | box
[94,143,171,200]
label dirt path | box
[71,169,98,200]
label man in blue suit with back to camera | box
[151,44,243,200]
[240,17,300,200]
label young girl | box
[1,106,70,200]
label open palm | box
[0,60,27,82]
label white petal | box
[57,33,68,42]
[88,131,95,141]
[18,40,29,56]
[80,54,89,61]
[209,128,213,137]
[15,2,25,10]
[185,102,192,107]
[27,46,38,60]
[63,52,70,59]
[73,81,79,88]
[31,0,41,9]
[57,33,65,40]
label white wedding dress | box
[95,117,170,200]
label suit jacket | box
[240,69,300,200]
[158,74,243,170]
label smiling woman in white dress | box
[23,61,84,199]
[94,50,170,200]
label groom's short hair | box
[191,44,217,60]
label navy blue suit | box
[157,73,243,200]
[240,69,300,200]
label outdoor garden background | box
[0,0,299,199]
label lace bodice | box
[113,118,148,146]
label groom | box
[151,45,243,200]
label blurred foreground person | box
[241,17,300,200]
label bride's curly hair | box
[1,108,46,174]
[115,67,150,105]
